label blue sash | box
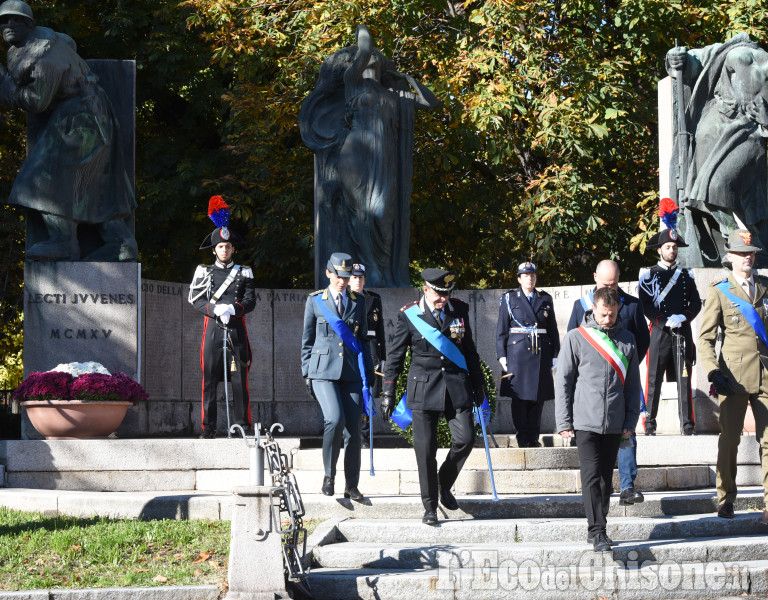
[403,304,468,371]
[715,280,768,348]
[313,294,373,415]
[579,290,593,311]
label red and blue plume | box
[207,195,230,229]
[658,197,679,230]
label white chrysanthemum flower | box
[50,362,111,377]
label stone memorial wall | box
[129,271,724,438]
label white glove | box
[225,304,236,316]
[219,313,230,325]
[667,314,685,329]
[498,357,507,371]
[552,358,557,368]
[213,304,229,317]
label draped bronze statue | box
[0,0,136,261]
[299,25,439,287]
[668,34,768,267]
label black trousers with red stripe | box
[645,323,694,432]
[200,316,252,433]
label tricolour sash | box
[715,280,768,348]
[577,326,629,384]
[313,295,372,414]
[403,304,467,371]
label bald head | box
[594,260,620,290]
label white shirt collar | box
[732,272,755,288]
[215,260,234,268]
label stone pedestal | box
[22,261,141,438]
[226,486,288,600]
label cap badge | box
[669,229,678,241]
[220,227,230,240]
[738,231,752,245]
[444,274,455,284]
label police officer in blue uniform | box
[188,197,256,438]
[301,252,374,502]
[380,268,485,526]
[496,262,560,447]
[639,228,701,435]
[348,263,387,445]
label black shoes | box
[592,532,611,552]
[588,533,613,545]
[619,487,645,505]
[344,486,365,503]
[644,425,656,436]
[199,431,216,439]
[439,486,459,511]
[717,501,734,519]
[683,428,696,436]
[320,476,334,496]
[422,510,438,526]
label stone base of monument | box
[226,486,289,600]
[22,261,141,440]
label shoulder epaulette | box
[349,290,357,300]
[639,267,651,280]
[451,298,469,307]
[240,266,253,278]
[400,300,418,312]
[309,289,324,296]
[685,268,695,279]
[538,290,553,299]
[710,277,728,287]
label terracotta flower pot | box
[22,400,132,440]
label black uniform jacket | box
[362,290,387,365]
[190,262,256,319]
[383,296,484,411]
[496,288,560,401]
[639,262,702,344]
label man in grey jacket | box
[556,286,642,552]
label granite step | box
[313,534,768,570]
[307,559,768,600]
[329,512,768,546]
[0,487,763,522]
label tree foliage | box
[181,0,768,287]
[2,1,768,380]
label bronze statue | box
[300,25,439,287]
[667,34,768,267]
[0,0,136,261]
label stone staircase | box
[306,495,768,600]
[1,435,767,599]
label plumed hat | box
[199,196,243,249]
[647,198,687,248]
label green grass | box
[0,508,323,595]
[0,507,231,593]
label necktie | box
[337,293,344,315]
[743,281,752,301]
[528,295,534,304]
[433,309,442,325]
